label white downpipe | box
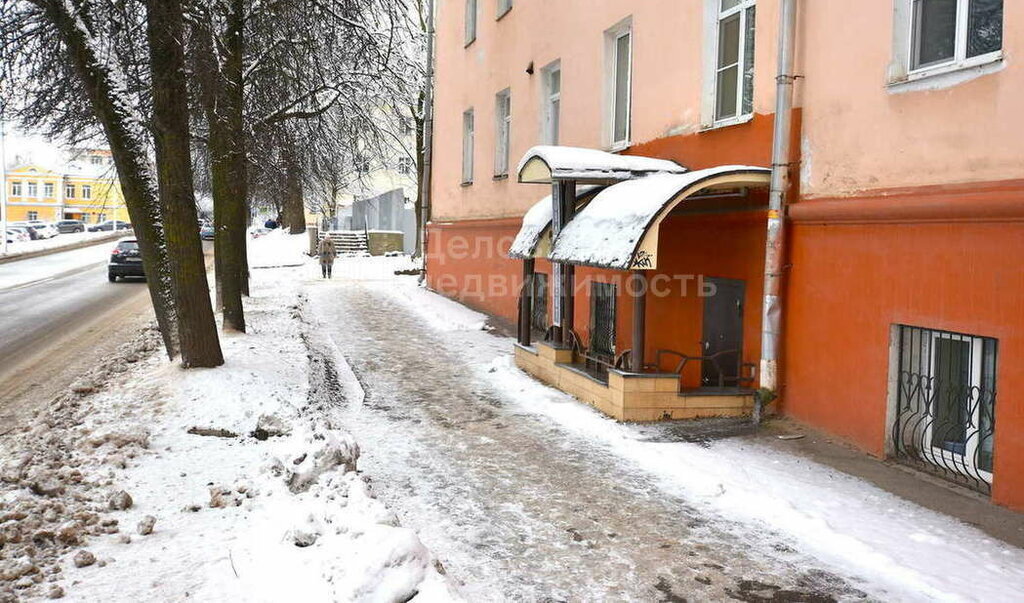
[757,0,798,408]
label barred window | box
[589,282,617,357]
[892,324,997,492]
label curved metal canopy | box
[517,145,687,185]
[548,166,771,270]
[508,185,603,260]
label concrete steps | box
[323,230,369,256]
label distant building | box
[5,148,129,224]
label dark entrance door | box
[701,277,745,387]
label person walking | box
[318,234,337,278]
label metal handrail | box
[642,348,757,388]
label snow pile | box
[0,231,119,259]
[516,145,687,182]
[549,166,770,269]
[0,242,112,290]
[0,327,164,601]
[0,245,459,601]
[247,229,310,269]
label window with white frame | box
[712,0,756,123]
[397,156,414,175]
[27,211,38,221]
[465,0,478,45]
[83,185,92,199]
[462,108,475,184]
[65,184,75,198]
[605,21,632,148]
[542,62,561,145]
[907,0,1002,73]
[494,89,511,177]
[27,182,37,197]
[10,181,21,196]
[44,182,54,197]
[497,0,512,19]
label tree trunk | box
[195,0,247,332]
[33,0,179,359]
[282,136,306,234]
[147,0,224,367]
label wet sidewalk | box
[306,275,872,602]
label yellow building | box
[5,149,130,224]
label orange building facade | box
[426,1,1024,509]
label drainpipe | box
[417,0,435,284]
[756,0,798,423]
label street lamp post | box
[1,114,9,256]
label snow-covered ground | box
[4,232,1024,601]
[0,242,113,291]
[0,231,456,602]
[0,231,119,260]
[306,254,1024,602]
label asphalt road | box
[0,245,154,431]
[0,240,213,433]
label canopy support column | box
[517,259,534,346]
[631,270,646,372]
[560,183,577,348]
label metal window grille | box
[532,273,548,336]
[891,324,997,493]
[589,282,616,358]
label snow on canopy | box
[549,166,771,270]
[517,145,687,183]
[508,185,602,259]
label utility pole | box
[1,113,8,256]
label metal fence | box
[891,324,997,493]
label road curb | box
[0,232,126,265]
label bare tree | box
[4,0,180,359]
[147,0,224,367]
[190,0,248,331]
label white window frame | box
[496,0,512,20]
[465,0,478,46]
[82,185,92,199]
[604,18,633,150]
[702,0,756,129]
[494,88,512,178]
[26,181,37,197]
[43,182,54,197]
[27,211,38,221]
[541,61,561,145]
[462,108,475,184]
[65,184,75,198]
[921,332,993,484]
[889,0,1004,86]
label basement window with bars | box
[891,324,997,493]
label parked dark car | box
[89,220,132,232]
[108,238,145,282]
[200,224,216,240]
[57,219,86,233]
